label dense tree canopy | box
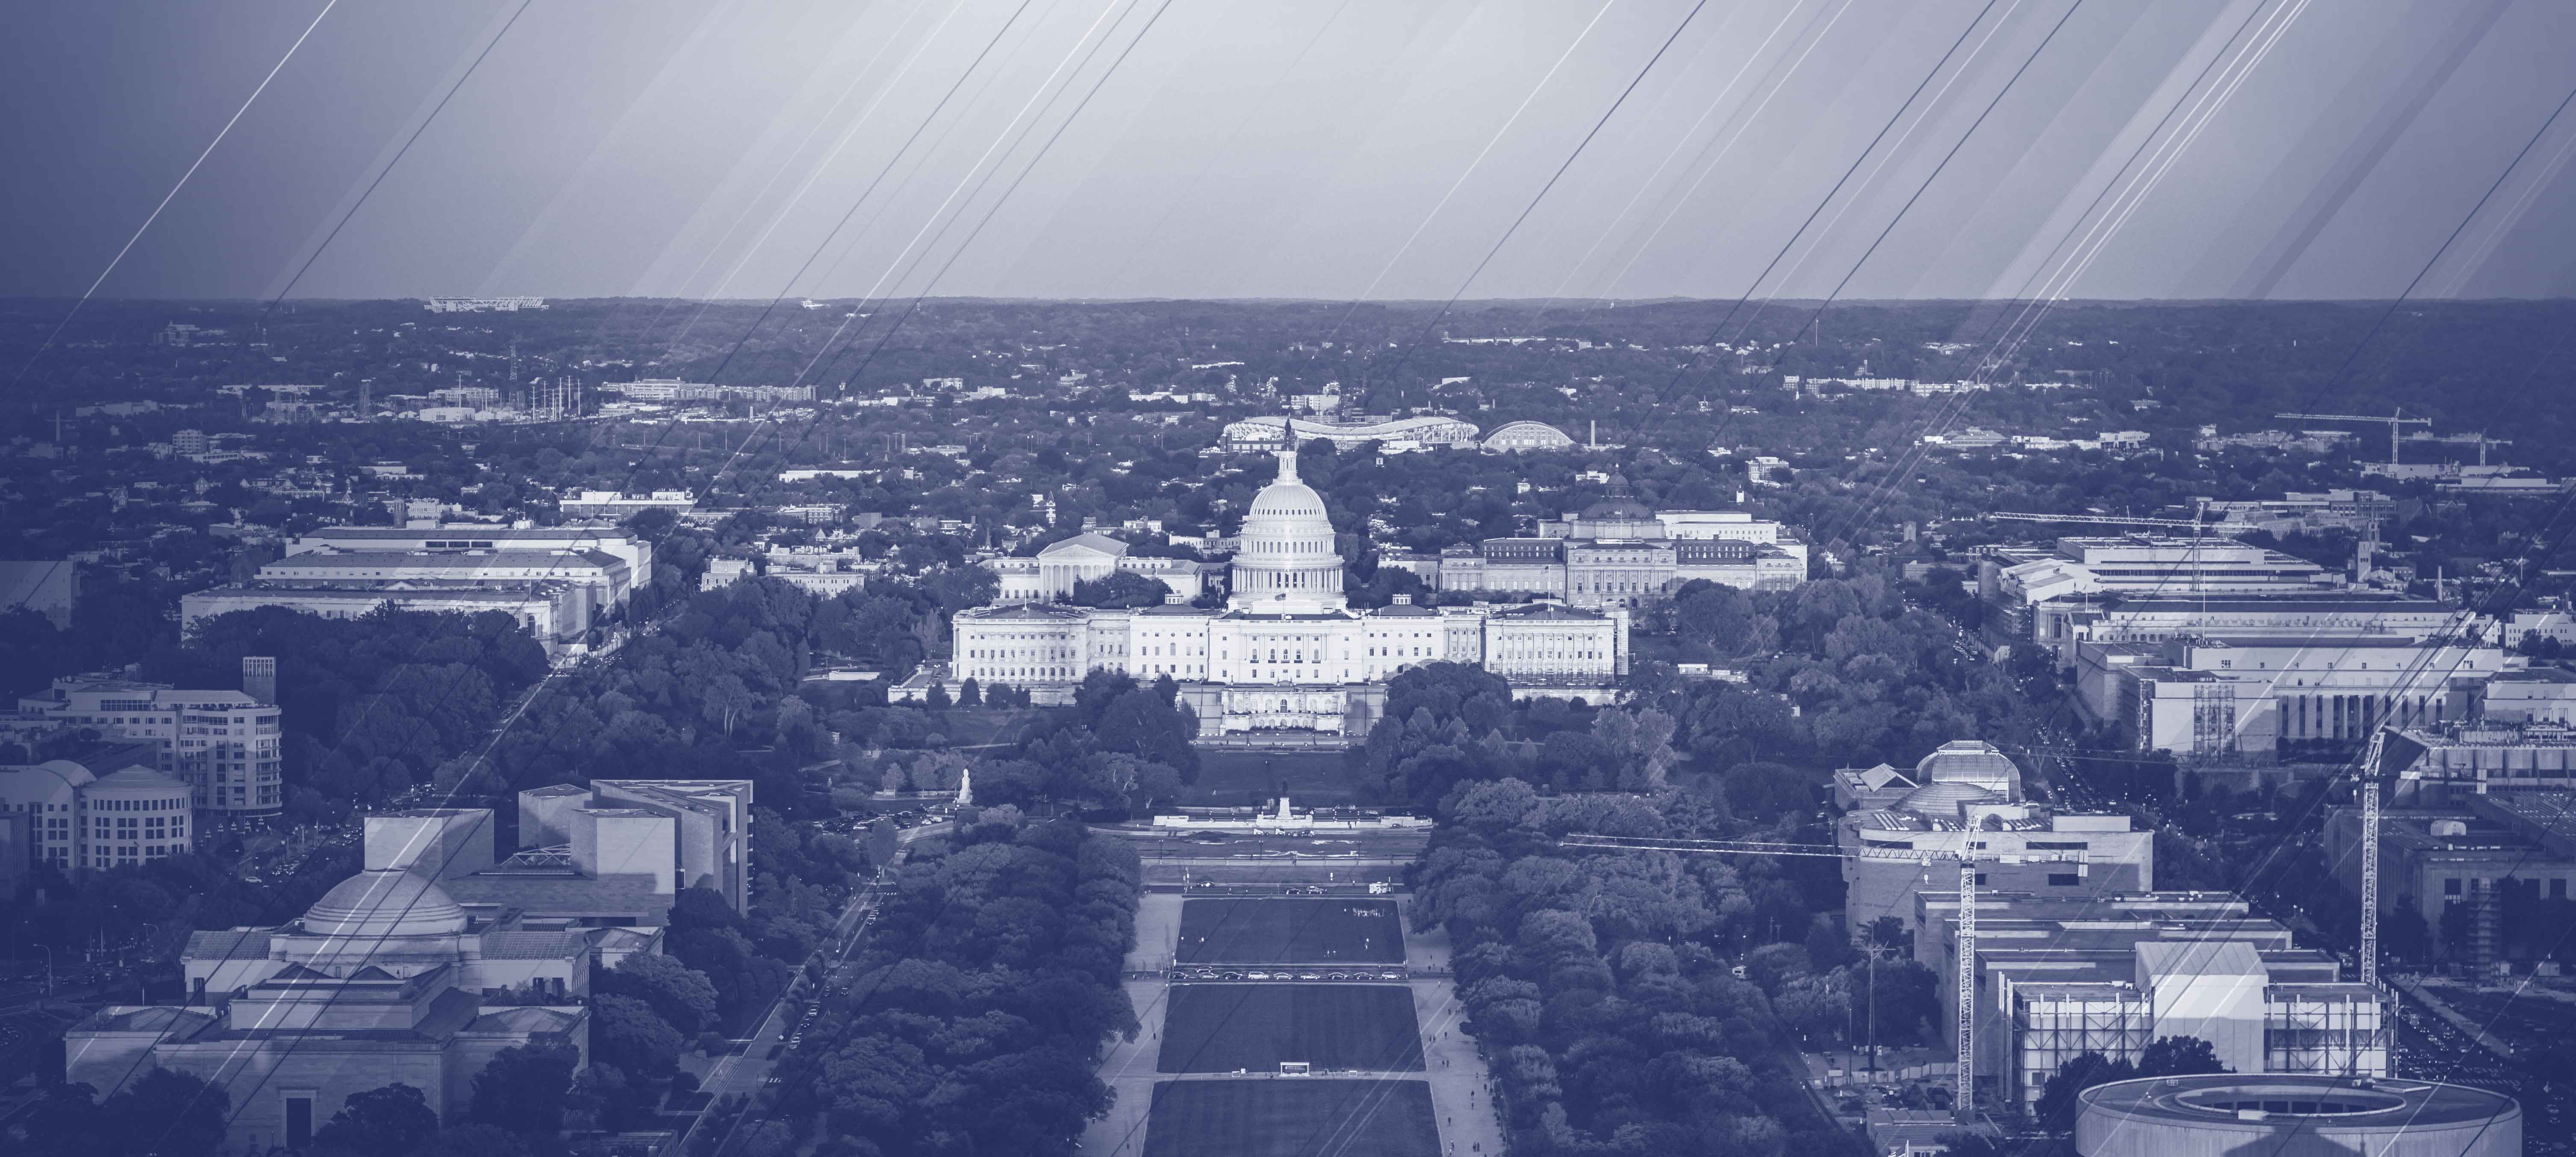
[767,816,1144,1156]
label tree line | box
[1414,781,1877,1157]
[762,814,1145,1156]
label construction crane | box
[1987,511,2250,536]
[2275,410,2431,467]
[1559,833,2085,1128]
[2403,429,2512,466]
[2357,727,2386,988]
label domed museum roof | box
[1898,780,2001,816]
[1913,739,2021,798]
[303,868,469,938]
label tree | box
[1445,777,1541,835]
[2136,1035,2227,1077]
[16,1083,112,1157]
[956,677,983,707]
[594,993,687,1076]
[412,1124,533,1157]
[469,1040,579,1135]
[1929,1131,2005,1157]
[100,1068,232,1157]
[1069,570,1176,608]
[601,951,721,1034]
[1592,708,1678,791]
[1722,760,1819,822]
[925,682,953,711]
[2034,1052,2135,1131]
[311,1082,440,1157]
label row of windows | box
[92,796,186,810]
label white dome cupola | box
[1230,445,1347,611]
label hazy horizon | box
[7,0,2575,304]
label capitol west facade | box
[948,450,1629,738]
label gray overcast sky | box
[6,0,2574,302]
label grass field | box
[1142,1080,1439,1157]
[1185,749,1360,806]
[1176,899,1405,964]
[1159,985,1424,1073]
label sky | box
[4,0,2574,303]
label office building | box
[14,674,283,814]
[1980,535,2389,659]
[183,582,594,656]
[285,526,652,581]
[2074,636,2505,761]
[2378,721,2576,804]
[2327,789,2576,968]
[256,546,633,621]
[0,751,194,874]
[2482,667,2576,724]
[1440,478,1807,607]
[2020,593,2464,667]
[556,490,695,518]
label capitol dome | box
[1230,446,1346,611]
[303,869,469,938]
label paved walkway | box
[1403,917,1504,1157]
[1085,978,1172,1157]
[1085,893,1188,1157]
[1128,892,1185,972]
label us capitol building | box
[939,449,1630,739]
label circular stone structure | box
[2075,1075,2519,1157]
[303,867,471,938]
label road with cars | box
[1164,968,1410,983]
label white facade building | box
[986,534,1209,602]
[2076,636,2505,761]
[557,490,696,517]
[1222,414,1480,452]
[1440,479,1807,608]
[15,675,284,815]
[0,756,194,873]
[256,548,631,622]
[285,526,652,580]
[947,449,1627,737]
